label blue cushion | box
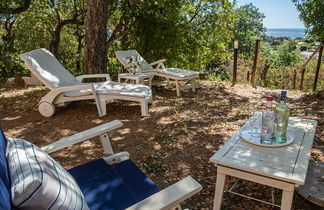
[0,129,11,210]
[68,159,160,210]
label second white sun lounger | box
[115,50,199,97]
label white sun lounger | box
[115,50,199,97]
[19,48,152,117]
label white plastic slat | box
[220,156,294,183]
[209,131,240,165]
[41,120,123,153]
[234,141,299,159]
[126,176,202,210]
[226,148,296,167]
[223,154,294,173]
[291,119,317,185]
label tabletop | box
[210,117,317,186]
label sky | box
[236,0,305,29]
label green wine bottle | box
[273,91,290,143]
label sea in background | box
[266,28,306,39]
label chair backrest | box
[19,48,81,90]
[115,50,155,72]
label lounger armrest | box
[76,74,111,82]
[150,59,167,67]
[126,176,202,210]
[41,120,123,154]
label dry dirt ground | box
[0,80,323,209]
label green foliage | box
[1,0,236,79]
[260,40,302,68]
[233,3,266,58]
[121,0,235,72]
[276,40,302,67]
[292,0,324,41]
[0,0,85,78]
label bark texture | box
[85,0,108,74]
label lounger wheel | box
[39,102,55,117]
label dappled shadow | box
[0,81,322,209]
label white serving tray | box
[239,129,294,148]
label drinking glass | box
[248,111,262,139]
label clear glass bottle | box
[261,96,275,144]
[273,91,290,143]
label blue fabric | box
[0,129,11,210]
[68,159,160,210]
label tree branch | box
[189,0,203,23]
[49,13,82,58]
[106,21,127,47]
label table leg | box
[281,187,294,210]
[213,170,226,210]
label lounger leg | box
[175,80,181,97]
[167,78,172,88]
[140,100,149,116]
[191,80,196,92]
[96,97,107,117]
[213,171,226,210]
[148,76,153,88]
[100,98,107,116]
[100,133,114,155]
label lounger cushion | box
[0,129,10,210]
[19,48,81,89]
[64,81,152,98]
[68,158,160,210]
[154,68,199,78]
[6,138,89,210]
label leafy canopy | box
[233,3,266,58]
[292,0,324,41]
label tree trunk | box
[85,0,108,74]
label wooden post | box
[299,43,323,90]
[299,67,306,90]
[251,40,260,88]
[292,70,297,90]
[232,40,239,87]
[313,42,323,91]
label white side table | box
[118,73,153,88]
[210,117,317,210]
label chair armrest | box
[150,59,166,67]
[41,120,123,154]
[76,74,111,82]
[126,176,202,210]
